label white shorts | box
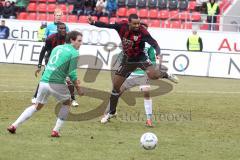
[36,82,71,104]
[122,75,150,91]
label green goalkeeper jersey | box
[41,44,79,84]
[131,46,156,76]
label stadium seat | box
[179,0,188,11]
[148,0,157,9]
[47,14,55,21]
[141,19,148,25]
[117,0,126,7]
[110,17,117,24]
[99,17,109,23]
[191,12,201,22]
[138,9,148,18]
[149,20,160,27]
[182,22,192,29]
[27,3,37,12]
[188,1,196,11]
[117,7,127,17]
[200,24,208,30]
[158,0,167,10]
[118,17,128,22]
[171,21,181,29]
[92,16,98,21]
[158,10,169,19]
[58,4,67,13]
[168,0,178,10]
[61,15,67,22]
[127,0,136,8]
[67,15,78,23]
[127,8,137,16]
[48,0,56,3]
[18,12,28,19]
[68,5,74,13]
[37,13,47,21]
[179,11,190,21]
[149,9,158,19]
[47,4,56,13]
[160,20,170,28]
[137,0,147,8]
[169,10,179,20]
[38,3,47,12]
[79,15,88,23]
[27,13,37,20]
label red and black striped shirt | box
[93,21,161,59]
[38,33,66,66]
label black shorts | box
[115,54,152,78]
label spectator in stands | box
[37,22,47,42]
[186,29,203,52]
[72,0,85,17]
[95,0,107,20]
[106,0,117,19]
[83,0,95,15]
[206,0,220,31]
[195,0,205,12]
[45,8,69,38]
[0,20,10,39]
[15,0,29,12]
[0,2,3,18]
[2,1,16,19]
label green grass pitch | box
[0,63,240,160]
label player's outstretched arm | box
[87,15,120,30]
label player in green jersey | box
[7,31,84,137]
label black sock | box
[71,95,75,100]
[68,85,75,100]
[161,72,169,79]
[109,90,120,114]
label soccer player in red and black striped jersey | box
[88,14,179,123]
[33,22,79,107]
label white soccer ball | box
[140,132,158,150]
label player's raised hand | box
[87,15,94,24]
[35,68,41,77]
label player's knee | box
[147,72,159,80]
[143,92,150,99]
[36,103,44,110]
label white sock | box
[144,99,152,120]
[12,105,37,128]
[53,105,69,132]
[53,118,65,132]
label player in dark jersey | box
[33,22,79,107]
[88,14,179,123]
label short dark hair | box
[128,14,139,22]
[66,31,83,43]
[57,22,66,29]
